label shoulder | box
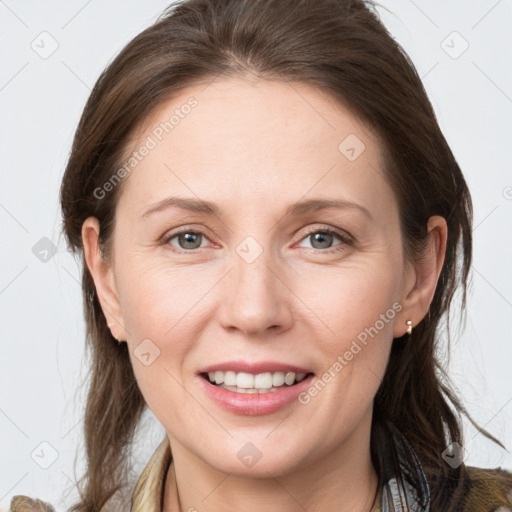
[461,466,512,511]
[9,495,56,512]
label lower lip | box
[197,374,315,416]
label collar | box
[131,435,172,511]
[131,429,430,512]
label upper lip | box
[198,361,314,375]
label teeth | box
[205,370,309,389]
[224,371,236,386]
[272,372,285,387]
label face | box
[88,76,425,477]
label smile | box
[202,370,311,394]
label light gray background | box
[1,0,511,509]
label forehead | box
[117,76,394,219]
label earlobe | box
[394,215,447,338]
[81,217,127,341]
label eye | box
[161,225,353,254]
[163,229,211,251]
[296,227,352,253]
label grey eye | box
[169,231,206,250]
[308,232,336,249]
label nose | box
[217,250,294,337]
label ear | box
[393,215,447,338]
[81,217,127,341]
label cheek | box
[296,264,399,423]
[294,259,401,343]
[116,255,209,341]
[293,259,400,409]
[117,260,202,417]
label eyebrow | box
[141,196,372,220]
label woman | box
[10,0,512,510]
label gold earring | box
[406,320,412,336]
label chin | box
[202,440,309,478]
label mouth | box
[200,370,315,394]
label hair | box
[59,0,500,510]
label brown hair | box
[60,0,498,509]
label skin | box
[82,75,447,512]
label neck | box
[163,414,379,512]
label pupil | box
[180,232,201,249]
[312,232,333,249]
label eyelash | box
[161,225,353,255]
